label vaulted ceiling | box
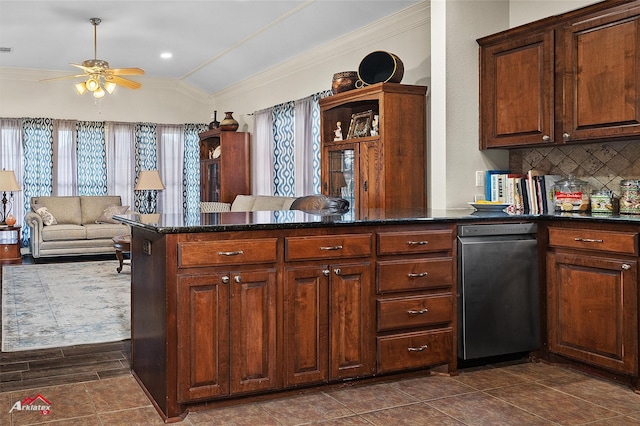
[0,0,420,94]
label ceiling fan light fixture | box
[93,86,106,99]
[104,81,116,94]
[86,77,100,91]
[74,82,87,95]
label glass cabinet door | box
[327,149,355,210]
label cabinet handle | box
[334,268,342,275]
[542,135,550,141]
[320,245,343,251]
[3,246,7,253]
[408,272,428,278]
[221,276,230,284]
[573,238,603,243]
[622,264,631,270]
[407,345,428,352]
[322,269,330,276]
[563,132,571,140]
[363,181,368,192]
[218,250,244,256]
[407,308,429,315]
[408,241,428,246]
[234,275,242,283]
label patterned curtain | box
[184,124,205,218]
[134,123,158,213]
[22,118,54,245]
[76,121,106,195]
[272,101,295,196]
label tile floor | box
[1,359,640,425]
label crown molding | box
[212,1,430,100]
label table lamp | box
[135,170,165,214]
[0,170,21,225]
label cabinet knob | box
[334,268,342,276]
[221,276,230,284]
[322,269,330,276]
[563,133,571,140]
[622,264,631,270]
[542,135,550,141]
[234,275,242,283]
[3,246,7,253]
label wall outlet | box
[475,171,485,187]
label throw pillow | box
[96,204,130,224]
[36,207,58,226]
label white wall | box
[510,0,601,27]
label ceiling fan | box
[41,17,144,98]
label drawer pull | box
[320,245,343,251]
[573,238,603,243]
[407,272,428,278]
[218,250,244,256]
[622,264,631,270]
[407,345,429,352]
[407,308,429,315]
[408,241,428,246]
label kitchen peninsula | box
[116,209,640,421]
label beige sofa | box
[201,194,349,213]
[25,195,130,259]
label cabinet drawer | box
[377,258,453,292]
[378,294,452,332]
[285,234,372,261]
[377,329,453,374]
[548,228,638,255]
[0,244,20,259]
[377,230,453,255]
[178,238,277,267]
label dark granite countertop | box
[114,208,640,234]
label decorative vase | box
[5,214,16,226]
[208,111,220,130]
[219,111,239,132]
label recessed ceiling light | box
[160,52,172,59]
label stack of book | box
[485,170,561,214]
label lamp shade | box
[135,170,165,191]
[0,170,21,192]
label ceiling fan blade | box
[70,63,93,72]
[110,68,145,76]
[40,74,86,82]
[109,75,142,90]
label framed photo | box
[347,110,373,139]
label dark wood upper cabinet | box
[478,0,640,149]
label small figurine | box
[371,115,379,136]
[334,121,343,141]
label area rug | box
[2,261,130,352]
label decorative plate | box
[468,202,511,212]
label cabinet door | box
[547,251,638,374]
[479,30,554,148]
[283,265,329,386]
[229,268,278,394]
[562,7,640,142]
[359,141,383,216]
[177,273,230,402]
[329,262,375,379]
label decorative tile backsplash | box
[509,140,640,194]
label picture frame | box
[347,110,373,139]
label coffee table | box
[112,234,131,273]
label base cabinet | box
[546,227,639,375]
[177,268,277,402]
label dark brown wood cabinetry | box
[479,0,640,149]
[546,226,639,375]
[198,129,250,203]
[319,83,427,215]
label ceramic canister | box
[620,179,640,214]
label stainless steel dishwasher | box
[457,223,540,361]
